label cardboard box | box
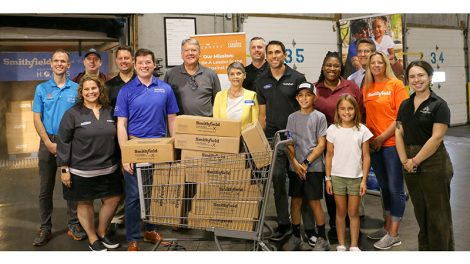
[6,133,40,154]
[185,167,252,183]
[191,200,260,219]
[149,163,185,225]
[120,137,174,163]
[195,182,262,199]
[6,113,35,134]
[181,149,246,169]
[9,100,33,112]
[241,121,272,168]
[175,134,240,154]
[175,115,241,137]
[187,212,255,232]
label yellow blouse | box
[213,88,259,130]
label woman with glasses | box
[395,60,454,250]
[212,61,259,129]
[362,51,408,250]
[313,51,364,245]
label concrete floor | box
[0,125,469,252]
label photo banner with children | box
[339,14,404,81]
[192,32,246,89]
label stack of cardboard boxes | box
[174,115,271,232]
[5,100,40,155]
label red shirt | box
[315,77,364,125]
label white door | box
[407,27,467,125]
[242,16,338,83]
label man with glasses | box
[164,38,221,117]
[347,38,376,89]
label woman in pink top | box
[362,51,408,250]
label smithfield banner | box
[192,33,246,89]
[0,52,108,81]
[339,14,404,81]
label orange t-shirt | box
[363,79,408,147]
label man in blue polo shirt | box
[115,48,179,251]
[32,49,86,246]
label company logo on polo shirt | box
[81,121,91,126]
[107,120,115,123]
[420,106,431,115]
[154,88,165,93]
[114,106,120,112]
[263,84,272,89]
[367,91,391,97]
[282,82,294,86]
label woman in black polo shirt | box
[395,60,454,250]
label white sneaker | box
[336,245,347,251]
[373,233,402,250]
[349,246,361,251]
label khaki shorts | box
[331,176,362,196]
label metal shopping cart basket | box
[136,130,291,251]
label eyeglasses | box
[189,76,198,90]
[357,49,372,54]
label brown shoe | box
[127,241,139,251]
[143,230,171,246]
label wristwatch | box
[302,159,310,166]
[325,176,332,181]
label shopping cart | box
[136,130,291,251]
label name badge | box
[244,100,255,106]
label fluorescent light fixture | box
[432,71,446,83]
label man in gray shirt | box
[164,38,221,116]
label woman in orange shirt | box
[362,51,408,250]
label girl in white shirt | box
[325,94,373,251]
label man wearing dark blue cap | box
[73,48,108,83]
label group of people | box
[31,35,454,252]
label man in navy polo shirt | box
[115,48,179,251]
[256,40,317,248]
[32,49,86,246]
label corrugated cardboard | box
[187,213,255,232]
[120,137,174,163]
[181,149,246,169]
[194,182,262,199]
[148,163,185,225]
[6,133,40,154]
[6,112,35,134]
[175,115,241,137]
[191,199,260,219]
[175,134,240,154]
[185,167,252,183]
[9,100,33,112]
[241,121,272,168]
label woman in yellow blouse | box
[213,61,259,129]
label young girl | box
[325,94,373,251]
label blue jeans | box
[371,146,406,221]
[124,168,156,242]
[272,146,315,229]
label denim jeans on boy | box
[272,146,315,229]
[123,167,157,242]
[371,146,406,221]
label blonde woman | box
[213,61,258,129]
[362,51,408,250]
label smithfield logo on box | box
[206,169,231,176]
[213,202,238,209]
[195,137,219,147]
[134,148,159,155]
[195,121,220,131]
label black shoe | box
[89,240,107,251]
[270,226,292,241]
[33,229,51,246]
[99,234,120,249]
[107,223,119,236]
